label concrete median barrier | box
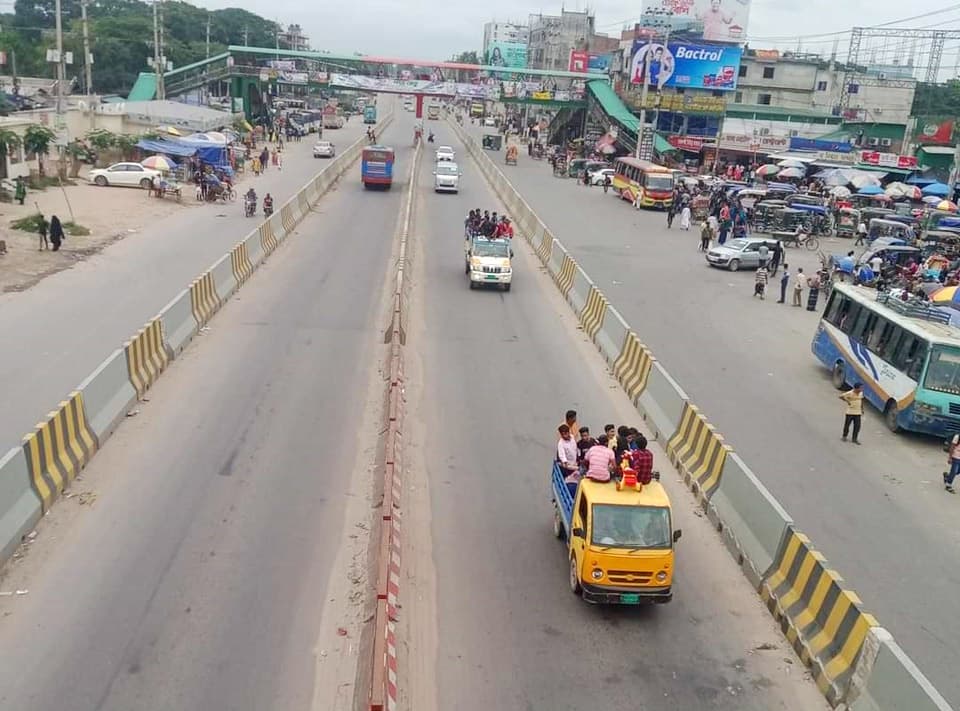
[230,241,254,287]
[211,251,239,303]
[77,348,138,442]
[22,392,98,513]
[242,229,265,270]
[534,228,552,264]
[637,362,689,444]
[0,447,42,565]
[279,203,297,235]
[555,253,577,298]
[578,283,607,342]
[595,304,629,368]
[705,451,793,589]
[259,219,280,256]
[124,319,170,399]
[846,627,953,711]
[613,331,655,402]
[160,287,200,356]
[761,528,879,706]
[190,271,219,328]
[568,267,592,316]
[666,402,730,503]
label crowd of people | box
[465,209,514,239]
[555,410,655,494]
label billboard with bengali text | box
[630,41,742,91]
[641,0,751,44]
[484,41,527,69]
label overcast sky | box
[197,0,960,65]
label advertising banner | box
[859,151,918,169]
[669,135,711,152]
[630,91,726,114]
[329,73,457,96]
[790,137,853,153]
[569,51,612,74]
[641,0,752,44]
[630,41,742,91]
[484,41,527,69]
[915,118,955,145]
[718,133,789,153]
[569,50,589,73]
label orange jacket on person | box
[496,222,514,239]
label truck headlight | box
[656,571,668,582]
[591,568,604,580]
[916,402,941,415]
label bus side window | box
[892,334,925,380]
[878,326,903,362]
[908,342,928,381]
[839,303,862,334]
[854,312,879,345]
[868,318,892,354]
[824,291,846,326]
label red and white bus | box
[611,157,675,210]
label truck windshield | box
[473,241,510,258]
[924,346,960,395]
[591,504,671,549]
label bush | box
[11,213,89,235]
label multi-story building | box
[278,24,310,53]
[482,21,529,51]
[527,10,595,71]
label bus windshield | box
[924,346,960,395]
[591,504,671,549]
[645,173,674,192]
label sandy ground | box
[0,173,191,292]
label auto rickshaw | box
[924,210,960,232]
[867,218,913,244]
[860,206,895,226]
[751,199,789,232]
[482,134,503,151]
[505,144,518,165]
[922,230,960,258]
[791,203,832,235]
[835,207,860,238]
[567,158,588,179]
[553,155,568,178]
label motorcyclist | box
[263,192,274,215]
[245,187,257,216]
[428,131,435,143]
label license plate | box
[620,593,640,604]
[485,274,498,280]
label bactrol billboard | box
[630,41,742,91]
[484,41,527,69]
[641,0,752,44]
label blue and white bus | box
[812,283,960,437]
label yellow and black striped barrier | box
[666,402,729,502]
[537,230,553,265]
[190,272,218,328]
[124,319,170,399]
[298,191,310,217]
[579,286,608,340]
[259,222,279,255]
[281,204,296,234]
[22,392,97,512]
[555,254,576,297]
[613,332,655,401]
[761,528,879,705]
[230,242,254,286]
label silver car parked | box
[705,237,777,272]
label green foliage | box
[0,0,282,95]
[114,132,139,158]
[451,51,480,65]
[912,80,960,118]
[23,124,56,156]
[63,221,89,235]
[11,212,87,234]
[85,128,116,151]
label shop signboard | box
[630,91,726,114]
[859,150,918,170]
[630,41,742,91]
[718,133,789,153]
[484,41,527,69]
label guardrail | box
[449,116,954,711]
[0,111,394,569]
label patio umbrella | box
[907,175,937,186]
[777,158,807,169]
[857,185,884,195]
[777,167,805,179]
[204,131,228,144]
[922,182,951,197]
[932,285,960,303]
[850,173,881,189]
[141,155,177,172]
[923,195,943,205]
[755,163,781,177]
[829,185,851,198]
[938,200,959,212]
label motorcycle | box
[244,197,257,217]
[428,133,435,143]
[264,202,274,217]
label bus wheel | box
[885,401,900,433]
[832,362,846,390]
[569,555,582,595]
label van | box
[434,160,461,193]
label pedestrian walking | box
[770,240,783,273]
[14,176,26,205]
[839,383,864,444]
[778,264,790,303]
[36,212,48,250]
[806,271,822,311]
[754,265,768,299]
[758,241,770,269]
[944,433,960,493]
[855,220,867,246]
[679,203,692,231]
[276,152,283,171]
[48,214,64,251]
[699,221,711,251]
[271,149,278,167]
[666,201,676,228]
[793,267,805,306]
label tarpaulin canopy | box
[135,137,196,158]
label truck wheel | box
[503,283,511,292]
[469,281,476,290]
[553,508,564,539]
[569,555,582,595]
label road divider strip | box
[448,115,949,711]
[0,112,395,572]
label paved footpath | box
[477,126,960,706]
[0,121,369,451]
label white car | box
[589,168,615,186]
[313,140,336,158]
[483,117,496,127]
[435,146,456,162]
[88,162,160,189]
[433,161,461,193]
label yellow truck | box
[552,462,680,604]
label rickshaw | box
[924,210,960,232]
[567,158,588,179]
[553,154,568,178]
[482,134,502,151]
[835,207,860,238]
[505,144,518,165]
[922,230,960,258]
[867,218,913,244]
[692,193,711,222]
[791,203,832,235]
[751,199,789,232]
[860,206,895,226]
[770,207,820,249]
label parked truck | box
[363,105,377,124]
[322,106,344,129]
[551,461,680,604]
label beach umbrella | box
[850,173,881,189]
[141,155,177,172]
[932,285,960,303]
[830,185,851,198]
[938,200,959,212]
[920,282,946,298]
[922,182,951,197]
[923,195,943,204]
[777,167,805,179]
[777,158,807,169]
[755,163,781,177]
[857,185,884,195]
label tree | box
[0,128,21,179]
[23,124,56,176]
[452,51,480,65]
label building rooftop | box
[97,99,238,132]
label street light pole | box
[81,0,92,95]
[54,0,64,117]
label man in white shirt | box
[557,424,579,480]
[855,221,868,246]
[869,254,883,274]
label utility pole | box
[275,19,280,60]
[635,44,652,159]
[158,0,166,99]
[243,25,249,46]
[10,49,18,96]
[54,0,64,117]
[206,14,211,59]
[81,0,92,95]
[152,0,162,98]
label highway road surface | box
[0,117,370,454]
[0,118,404,711]
[399,118,827,711]
[474,126,960,705]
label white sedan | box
[435,146,455,162]
[88,162,160,189]
[313,140,336,158]
[589,168,615,186]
